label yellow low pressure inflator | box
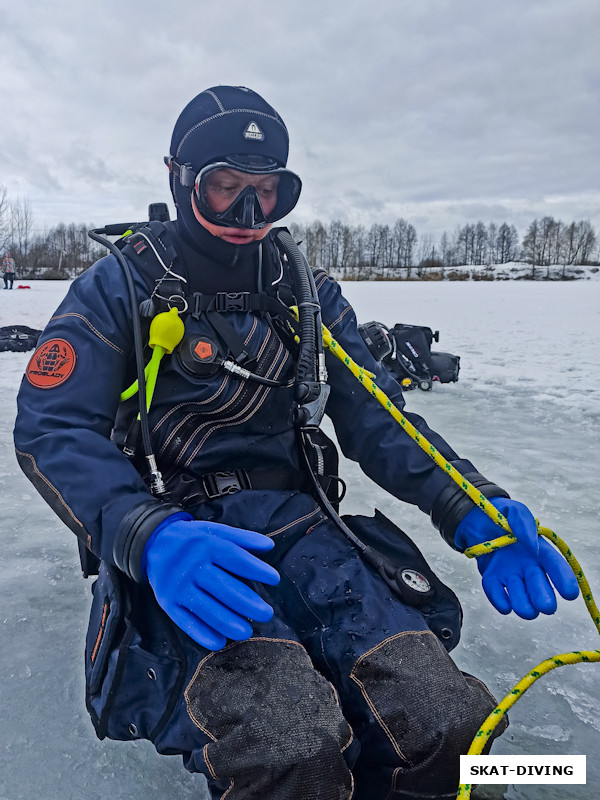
[120,307,185,409]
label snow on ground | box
[1,279,599,800]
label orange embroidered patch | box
[26,339,77,388]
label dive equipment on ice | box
[357,320,393,362]
[385,322,460,390]
[0,325,42,353]
[360,320,460,390]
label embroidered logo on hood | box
[243,121,265,141]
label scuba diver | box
[13,85,578,800]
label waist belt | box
[169,467,312,508]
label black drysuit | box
[14,224,506,799]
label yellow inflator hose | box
[120,307,185,410]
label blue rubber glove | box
[143,513,280,650]
[455,498,579,619]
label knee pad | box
[350,630,506,797]
[185,637,355,800]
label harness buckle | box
[202,469,251,499]
[215,292,251,312]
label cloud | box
[1,0,598,242]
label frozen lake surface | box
[1,278,599,799]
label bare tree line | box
[290,217,598,279]
[0,185,597,280]
[0,190,104,278]
[521,217,597,278]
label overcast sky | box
[1,0,599,241]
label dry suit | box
[14,222,507,800]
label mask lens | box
[194,164,301,229]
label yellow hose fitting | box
[148,307,185,354]
[119,308,185,405]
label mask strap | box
[164,156,196,187]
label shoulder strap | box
[120,222,297,327]
[120,221,189,314]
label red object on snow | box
[17,285,31,289]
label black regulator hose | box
[88,225,166,494]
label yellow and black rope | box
[318,321,599,799]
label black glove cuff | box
[114,499,183,582]
[430,472,510,549]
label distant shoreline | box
[14,263,600,283]
[329,262,600,281]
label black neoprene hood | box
[168,85,293,257]
[169,85,290,173]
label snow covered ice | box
[1,277,599,800]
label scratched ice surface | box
[1,278,599,799]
